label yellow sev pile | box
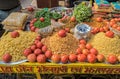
[0,31,37,62]
[42,32,79,55]
[89,32,120,57]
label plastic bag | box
[2,12,28,27]
[38,26,53,37]
[51,19,65,31]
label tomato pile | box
[29,18,38,32]
[110,18,120,33]
[22,33,119,64]
[23,35,49,63]
[76,39,119,64]
[91,17,110,34]
[90,17,120,38]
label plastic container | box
[74,23,91,40]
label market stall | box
[0,0,120,79]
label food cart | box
[0,0,120,79]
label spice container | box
[74,23,91,40]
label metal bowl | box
[73,1,90,7]
[50,7,73,16]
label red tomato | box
[42,45,47,53]
[86,43,93,50]
[118,18,120,21]
[27,54,36,62]
[65,28,70,33]
[82,49,90,55]
[36,36,41,41]
[91,29,97,34]
[77,54,87,62]
[76,48,82,54]
[30,45,37,51]
[79,44,86,50]
[30,26,36,32]
[11,31,20,38]
[23,48,32,57]
[27,6,34,12]
[30,20,34,24]
[51,54,61,63]
[2,53,12,63]
[94,27,100,33]
[58,30,66,37]
[112,24,118,29]
[99,27,105,32]
[90,48,98,55]
[97,54,105,62]
[79,39,87,45]
[61,55,69,64]
[115,18,119,22]
[70,16,76,22]
[103,26,109,32]
[36,42,43,48]
[33,18,37,22]
[40,17,45,22]
[34,49,42,55]
[45,50,52,59]
[34,40,40,45]
[110,19,116,23]
[117,27,120,31]
[30,23,34,27]
[110,21,116,26]
[107,54,118,64]
[37,54,46,63]
[87,54,97,63]
[35,28,39,33]
[105,31,114,38]
[96,17,103,22]
[69,54,77,63]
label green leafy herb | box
[73,3,92,23]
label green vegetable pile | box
[35,9,62,19]
[73,3,92,23]
[34,9,62,28]
[34,18,51,28]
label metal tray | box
[0,59,28,65]
[0,24,30,65]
